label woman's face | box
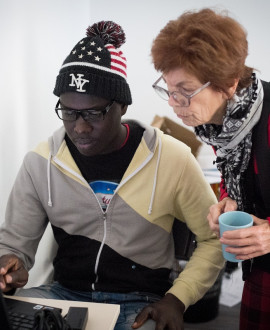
[163,68,228,127]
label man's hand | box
[0,254,28,292]
[207,197,237,237]
[132,293,185,330]
[220,215,270,260]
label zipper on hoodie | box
[92,213,107,290]
[89,147,158,289]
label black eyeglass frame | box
[55,100,115,122]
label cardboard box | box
[151,115,202,158]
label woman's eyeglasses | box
[152,75,211,107]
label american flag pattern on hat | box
[105,45,127,79]
[61,37,127,80]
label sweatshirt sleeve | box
[167,151,225,309]
[0,152,48,270]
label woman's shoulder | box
[262,80,270,103]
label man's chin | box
[76,143,96,156]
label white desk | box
[7,296,120,330]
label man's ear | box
[121,104,128,116]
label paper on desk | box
[202,169,221,184]
[219,266,244,307]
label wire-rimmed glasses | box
[152,75,211,107]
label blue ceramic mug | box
[219,211,253,262]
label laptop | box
[0,290,62,329]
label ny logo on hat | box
[69,73,89,92]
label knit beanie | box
[53,21,132,105]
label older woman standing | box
[151,8,270,330]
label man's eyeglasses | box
[55,100,115,123]
[152,75,211,107]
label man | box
[0,21,224,330]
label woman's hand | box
[220,215,270,260]
[207,197,238,237]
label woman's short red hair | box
[151,8,254,93]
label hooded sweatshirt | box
[0,120,224,309]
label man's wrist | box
[165,293,185,314]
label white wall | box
[1,0,270,223]
[0,0,91,222]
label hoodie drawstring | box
[148,137,162,215]
[47,152,53,207]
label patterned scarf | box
[195,73,264,210]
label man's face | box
[59,92,126,156]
